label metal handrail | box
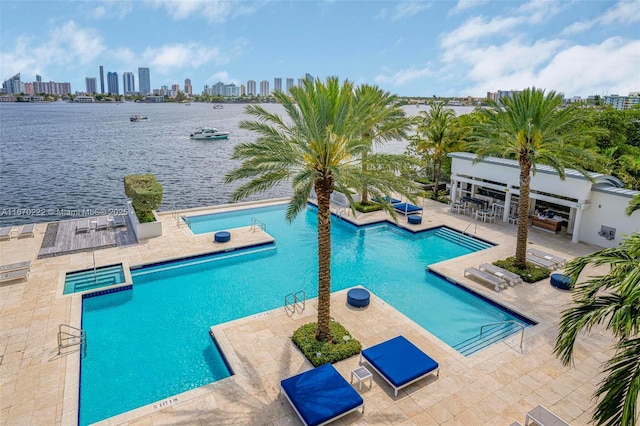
[58,324,87,357]
[480,320,524,353]
[335,207,346,219]
[251,217,266,232]
[284,290,306,316]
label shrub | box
[493,257,550,283]
[124,174,163,223]
[354,202,383,213]
[291,320,362,367]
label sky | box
[1,0,639,98]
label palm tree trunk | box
[434,158,442,198]
[361,151,369,204]
[515,158,532,268]
[315,181,333,342]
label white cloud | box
[374,65,434,86]
[562,0,640,35]
[440,15,523,48]
[392,1,430,21]
[148,0,257,23]
[142,43,231,75]
[449,0,489,15]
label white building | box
[448,152,639,248]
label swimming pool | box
[80,203,531,424]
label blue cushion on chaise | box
[360,335,438,396]
[280,363,364,426]
[393,203,423,215]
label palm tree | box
[351,84,412,204]
[627,193,640,216]
[412,100,467,198]
[225,78,417,341]
[469,88,599,268]
[554,232,640,426]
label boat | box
[130,115,149,122]
[190,127,231,140]
[213,104,224,109]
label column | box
[572,206,583,244]
[503,189,512,222]
[450,180,458,203]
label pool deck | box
[0,197,615,425]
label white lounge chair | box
[0,261,31,273]
[112,215,127,228]
[0,268,29,283]
[479,263,523,286]
[76,219,90,234]
[464,267,508,291]
[526,253,557,270]
[96,216,109,230]
[0,226,12,241]
[17,223,35,238]
[527,248,566,268]
[525,404,569,426]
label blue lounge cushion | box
[408,215,422,224]
[393,203,423,215]
[550,273,572,290]
[281,363,363,426]
[361,335,438,390]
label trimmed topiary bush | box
[493,257,550,283]
[291,320,362,367]
[354,202,383,213]
[124,174,163,223]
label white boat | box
[213,104,224,109]
[189,127,231,140]
[130,115,149,122]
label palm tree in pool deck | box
[554,232,640,426]
[352,84,413,204]
[469,88,599,268]
[225,78,418,341]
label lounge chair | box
[280,363,364,426]
[0,226,12,241]
[464,267,508,291]
[112,215,127,228]
[527,248,566,268]
[479,263,523,286]
[76,219,90,234]
[96,216,109,230]
[0,261,31,273]
[17,223,35,238]
[525,404,569,426]
[0,268,29,283]
[393,203,423,216]
[360,335,439,397]
[526,253,557,270]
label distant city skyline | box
[1,1,638,97]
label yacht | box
[190,127,231,140]
[130,115,149,122]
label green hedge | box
[354,202,383,213]
[124,174,163,223]
[291,321,362,367]
[493,257,550,283]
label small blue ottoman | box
[214,231,231,243]
[347,288,370,308]
[408,215,422,225]
[550,273,571,290]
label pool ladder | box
[251,217,266,232]
[284,290,306,316]
[57,324,87,358]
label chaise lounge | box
[393,203,423,216]
[280,363,364,426]
[527,248,566,268]
[17,223,35,238]
[112,215,127,228]
[75,219,90,234]
[360,335,439,397]
[0,226,12,241]
[96,216,109,231]
[464,267,508,291]
[479,263,523,286]
[526,253,557,270]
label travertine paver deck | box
[0,197,615,425]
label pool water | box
[64,264,125,294]
[80,203,527,425]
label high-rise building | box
[122,72,135,95]
[36,74,42,83]
[239,84,245,96]
[184,78,192,96]
[286,78,294,93]
[305,73,314,82]
[99,66,104,94]
[274,78,282,92]
[107,72,119,95]
[138,67,151,95]
[260,80,269,97]
[2,73,23,94]
[85,77,97,94]
[246,80,256,96]
[171,84,180,96]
